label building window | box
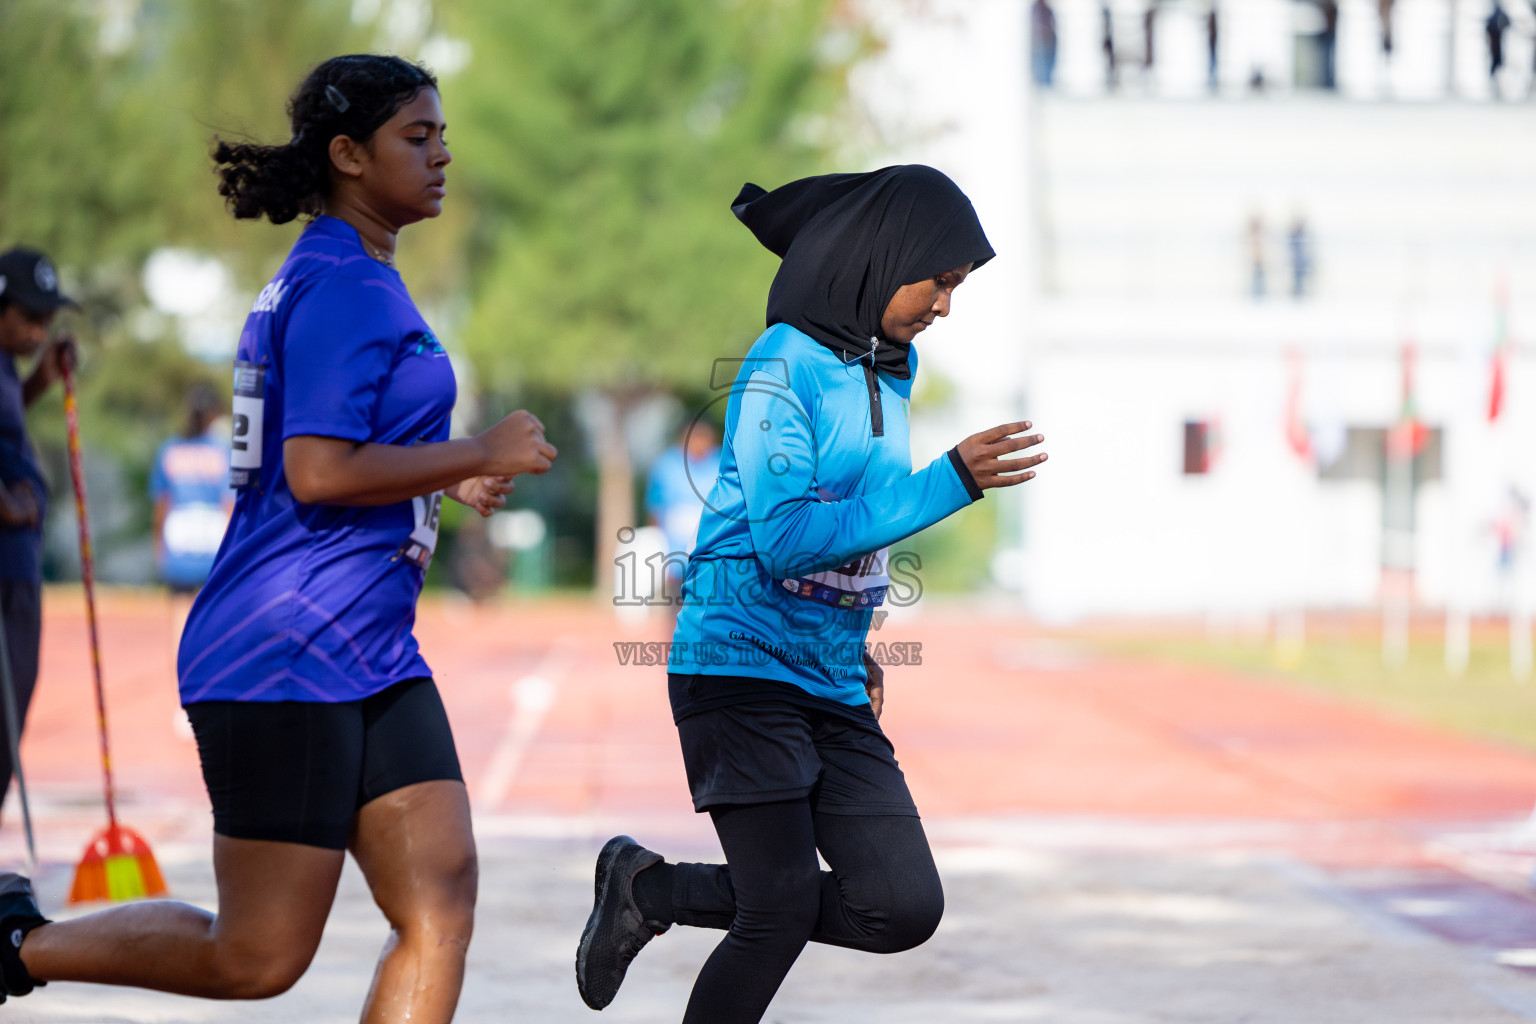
[1183,420,1214,475]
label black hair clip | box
[325,84,350,113]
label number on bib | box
[230,361,265,489]
[400,491,443,570]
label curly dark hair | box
[212,54,438,224]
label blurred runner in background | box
[150,383,232,596]
[645,420,720,602]
[0,246,75,820]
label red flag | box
[1388,341,1428,459]
[1489,349,1507,422]
[1284,348,1312,461]
[1489,279,1510,423]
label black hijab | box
[732,164,994,382]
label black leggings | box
[668,800,943,1024]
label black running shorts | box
[670,674,919,816]
[186,677,463,850]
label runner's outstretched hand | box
[476,410,558,477]
[955,420,1046,490]
[448,475,514,517]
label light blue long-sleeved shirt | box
[671,323,981,705]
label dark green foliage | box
[443,0,864,392]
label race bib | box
[781,547,890,609]
[229,361,265,489]
[399,491,443,570]
[162,503,230,558]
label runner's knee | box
[383,845,478,950]
[208,942,314,999]
[866,881,943,954]
[823,853,945,953]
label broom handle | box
[61,364,118,831]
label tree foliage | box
[2,0,868,585]
[444,0,865,394]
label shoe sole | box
[575,835,634,1011]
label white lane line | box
[474,636,577,809]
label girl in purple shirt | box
[0,55,557,1023]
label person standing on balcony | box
[1288,216,1314,299]
[1320,0,1340,90]
[1248,214,1267,299]
[1102,3,1118,90]
[1207,4,1220,92]
[1530,1,1536,97]
[1031,0,1058,88]
[1487,1,1512,97]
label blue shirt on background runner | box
[671,323,980,706]
[646,442,721,568]
[178,216,457,705]
[150,432,230,589]
[0,352,46,583]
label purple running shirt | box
[178,216,456,704]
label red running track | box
[14,588,1536,843]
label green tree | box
[0,0,392,578]
[0,1,170,280]
[443,0,866,584]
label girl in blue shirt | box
[577,166,1047,1021]
[0,55,556,1022]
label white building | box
[872,0,1536,619]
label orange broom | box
[59,360,167,903]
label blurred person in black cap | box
[0,246,77,817]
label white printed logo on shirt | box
[250,279,287,314]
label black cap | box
[0,248,78,314]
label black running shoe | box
[575,835,668,1010]
[0,873,48,1004]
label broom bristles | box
[69,825,169,903]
